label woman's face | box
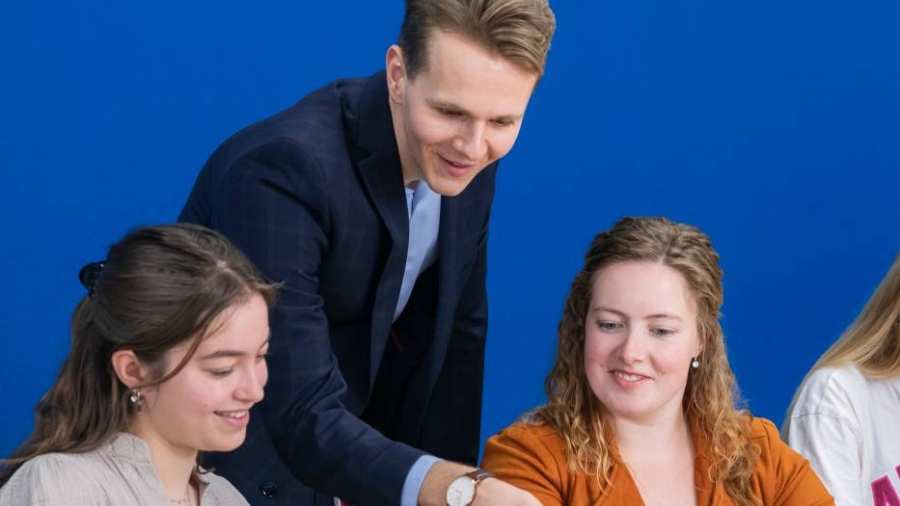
[137,293,270,454]
[584,261,702,425]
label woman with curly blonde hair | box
[481,217,832,505]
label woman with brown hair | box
[0,223,278,505]
[784,253,900,505]
[481,217,833,505]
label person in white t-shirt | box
[784,252,900,506]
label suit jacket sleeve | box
[210,139,424,505]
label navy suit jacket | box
[180,71,496,506]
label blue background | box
[2,0,899,461]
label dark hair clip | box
[79,261,106,296]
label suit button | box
[259,481,278,499]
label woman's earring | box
[129,389,144,410]
[691,357,700,369]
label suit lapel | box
[349,72,411,386]
[429,194,463,372]
[401,192,467,436]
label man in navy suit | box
[180,1,555,505]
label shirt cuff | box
[401,455,442,506]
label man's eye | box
[439,108,462,117]
[491,119,514,127]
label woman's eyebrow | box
[198,350,247,360]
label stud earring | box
[691,357,700,369]
[129,389,144,409]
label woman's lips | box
[215,409,250,428]
[610,369,651,387]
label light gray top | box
[0,432,248,505]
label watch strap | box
[465,468,493,503]
[465,468,494,484]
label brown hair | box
[533,216,761,506]
[0,223,277,485]
[398,0,556,78]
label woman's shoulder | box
[483,417,572,473]
[748,416,780,441]
[804,364,866,391]
[747,416,817,476]
[488,419,568,455]
[1,452,103,503]
[482,419,581,506]
[13,450,100,478]
[790,364,867,418]
[746,416,835,505]
[800,364,867,397]
[729,417,793,471]
[749,416,807,459]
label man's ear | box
[111,349,149,389]
[385,44,408,104]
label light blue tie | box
[393,179,441,321]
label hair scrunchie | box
[78,261,106,296]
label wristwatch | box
[446,468,494,506]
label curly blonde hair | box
[533,216,761,506]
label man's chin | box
[428,178,468,197]
[424,169,479,197]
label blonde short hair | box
[398,0,556,77]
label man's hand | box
[418,461,541,506]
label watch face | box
[446,476,476,506]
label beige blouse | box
[0,433,248,505]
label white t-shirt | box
[784,363,900,506]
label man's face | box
[387,31,539,196]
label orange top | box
[481,418,833,505]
